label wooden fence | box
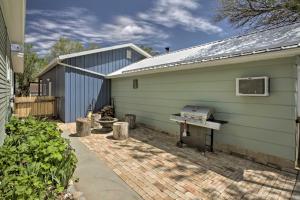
[14,96,56,118]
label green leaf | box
[0,117,77,199]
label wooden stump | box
[91,113,101,128]
[125,114,136,129]
[76,118,91,137]
[113,122,129,140]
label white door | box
[48,82,52,96]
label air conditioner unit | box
[236,76,269,96]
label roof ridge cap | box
[58,43,134,59]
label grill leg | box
[177,122,185,148]
[210,129,214,152]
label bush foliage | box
[0,117,77,200]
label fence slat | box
[14,96,56,118]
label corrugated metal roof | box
[108,23,300,77]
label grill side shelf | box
[170,114,222,130]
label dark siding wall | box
[63,47,145,122]
[0,7,13,144]
[83,47,145,75]
[39,65,65,120]
[64,67,109,122]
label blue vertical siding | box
[40,47,145,122]
[39,65,65,120]
[61,47,145,122]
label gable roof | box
[58,43,152,60]
[38,43,152,77]
[108,23,300,78]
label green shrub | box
[0,117,77,200]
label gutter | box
[107,47,300,79]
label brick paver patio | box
[59,123,297,200]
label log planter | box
[76,118,91,137]
[125,114,136,129]
[113,122,129,140]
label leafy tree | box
[47,37,85,61]
[47,38,101,61]
[139,45,159,56]
[86,42,101,50]
[17,38,101,96]
[216,0,300,30]
[16,44,47,96]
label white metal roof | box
[38,43,152,77]
[108,23,300,78]
[58,43,152,60]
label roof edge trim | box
[107,47,300,79]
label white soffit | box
[0,0,26,44]
[0,0,26,73]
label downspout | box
[38,79,40,96]
[57,61,107,78]
[295,56,300,169]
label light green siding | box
[0,7,12,144]
[111,57,297,161]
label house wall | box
[62,47,145,122]
[39,65,65,120]
[0,7,13,144]
[111,57,297,164]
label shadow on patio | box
[60,123,297,200]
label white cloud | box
[26,1,222,55]
[26,7,169,55]
[138,0,222,33]
[99,16,168,42]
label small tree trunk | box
[76,118,91,137]
[91,113,101,128]
[125,114,136,129]
[113,122,129,140]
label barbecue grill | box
[170,105,227,152]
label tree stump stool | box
[76,118,91,137]
[91,113,101,129]
[113,122,129,140]
[125,114,136,129]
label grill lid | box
[180,105,214,121]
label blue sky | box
[26,0,238,56]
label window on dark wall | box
[126,49,132,59]
[42,84,47,96]
[39,80,42,96]
[48,82,52,96]
[133,79,138,89]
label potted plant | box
[98,116,118,132]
